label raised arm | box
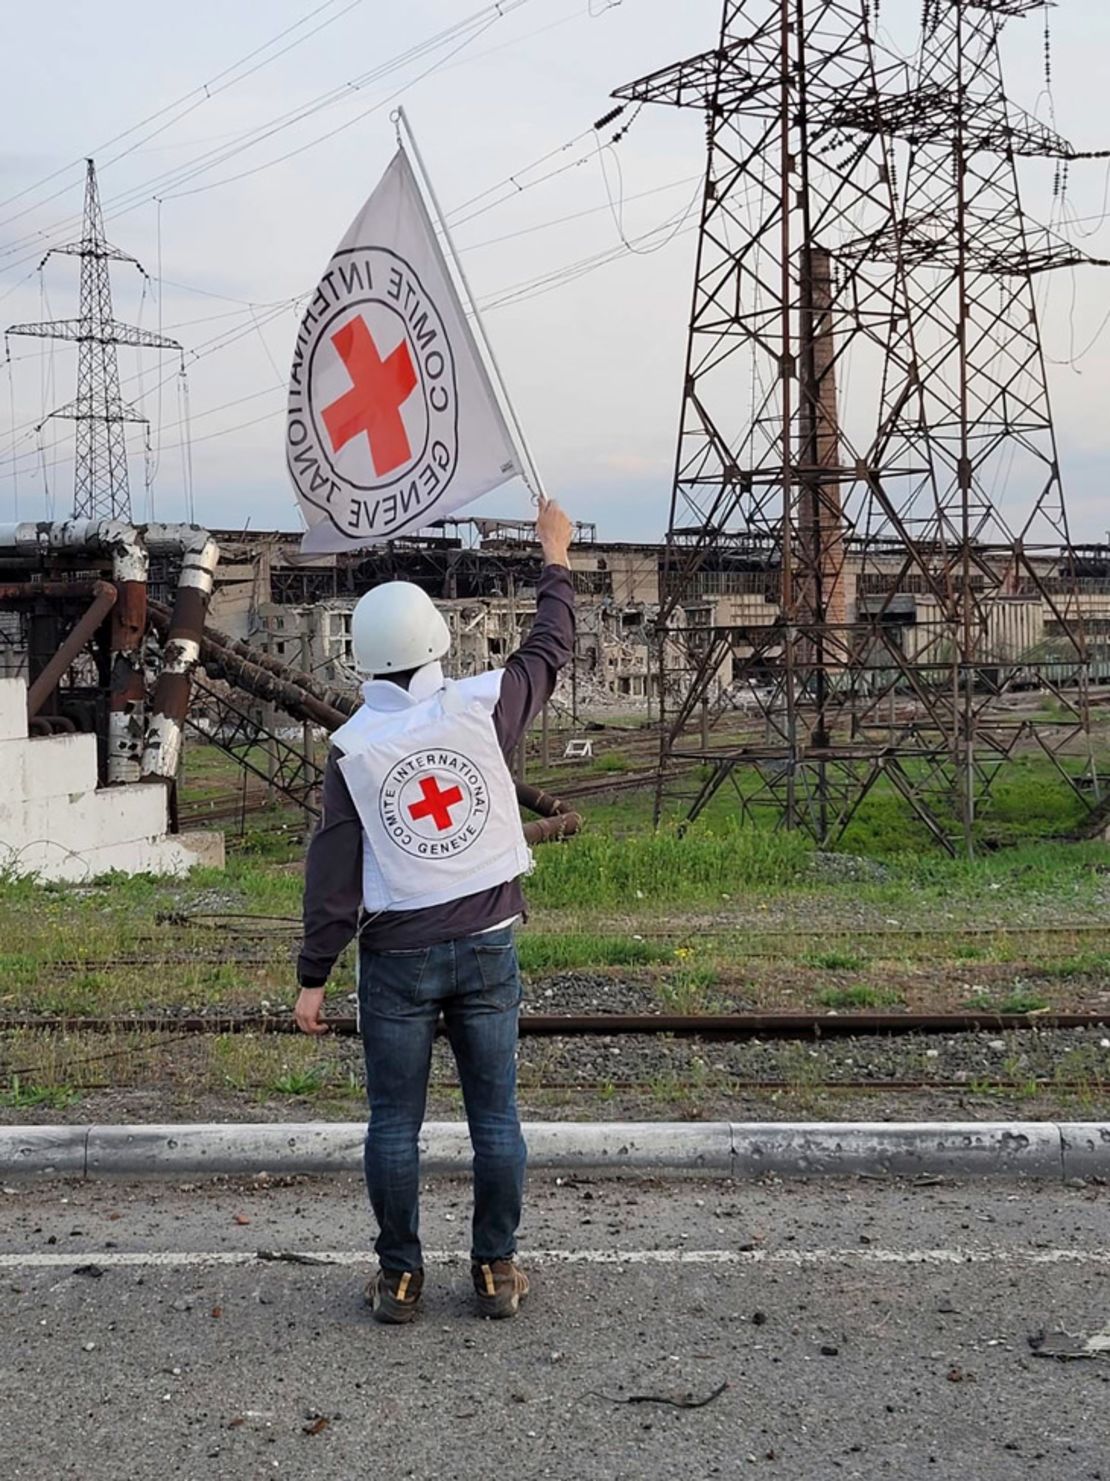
[495,497,576,753]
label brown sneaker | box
[472,1259,530,1320]
[365,1267,424,1325]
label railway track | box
[4,1010,1108,1039]
[17,917,1110,971]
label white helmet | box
[349,581,451,676]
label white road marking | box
[1,1247,1109,1271]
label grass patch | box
[964,989,1051,1015]
[952,943,987,962]
[816,983,902,1010]
[530,822,812,909]
[997,990,1051,1015]
[593,753,633,775]
[269,1066,327,1097]
[657,967,720,1014]
[0,1076,79,1109]
[1039,950,1110,980]
[803,949,867,972]
[517,934,670,974]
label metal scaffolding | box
[614,0,1104,852]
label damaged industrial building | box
[1,509,1107,880]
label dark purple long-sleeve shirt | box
[297,564,575,986]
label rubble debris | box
[1028,1325,1110,1361]
[591,1380,728,1409]
[255,1249,334,1266]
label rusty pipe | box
[26,580,117,720]
[149,606,349,733]
[108,555,149,786]
[0,580,107,602]
[516,782,571,818]
[141,527,219,781]
[174,615,578,827]
[522,811,581,845]
[151,602,359,719]
[0,524,150,781]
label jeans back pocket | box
[471,941,522,1010]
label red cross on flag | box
[287,148,523,551]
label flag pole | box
[393,106,547,503]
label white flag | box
[287,149,522,552]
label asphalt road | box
[1,1172,1108,1480]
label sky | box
[1,0,1109,546]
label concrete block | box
[84,1121,735,1178]
[0,792,29,851]
[418,1121,471,1171]
[730,1122,1063,1179]
[86,1122,364,1177]
[0,1125,87,1178]
[2,837,95,883]
[69,829,223,882]
[1059,1123,1110,1180]
[521,1120,734,1174]
[167,830,225,871]
[22,732,98,798]
[0,678,27,742]
[69,783,169,844]
[0,737,28,795]
[77,839,179,879]
[16,795,100,857]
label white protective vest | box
[331,668,533,914]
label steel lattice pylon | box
[6,158,181,522]
[614,0,1104,853]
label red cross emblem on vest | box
[321,316,417,477]
[408,775,464,832]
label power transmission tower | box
[7,158,181,523]
[614,0,1103,854]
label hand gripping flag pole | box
[393,106,547,506]
[287,113,546,553]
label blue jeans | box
[358,925,527,1272]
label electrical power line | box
[0,0,548,272]
[0,0,368,227]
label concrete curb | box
[2,1120,1109,1180]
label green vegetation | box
[530,823,812,909]
[269,1067,327,1097]
[816,984,903,1010]
[963,988,1051,1015]
[1038,949,1110,980]
[0,1077,79,1110]
[804,949,867,972]
[593,753,633,775]
[517,934,669,974]
[2,735,1109,1123]
[997,990,1051,1015]
[657,963,720,1014]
